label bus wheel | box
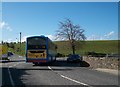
[33,62,38,66]
[54,57,56,62]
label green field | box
[55,40,119,56]
[8,40,119,56]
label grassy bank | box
[55,40,118,56]
[8,40,119,56]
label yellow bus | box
[26,35,57,65]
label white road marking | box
[8,62,24,68]
[13,64,17,67]
[48,66,52,70]
[48,66,91,87]
[7,62,24,86]
[9,66,13,68]
[60,75,91,86]
[8,68,15,87]
[5,62,23,69]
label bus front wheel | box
[33,62,39,66]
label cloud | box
[104,31,114,39]
[46,35,56,41]
[0,21,12,31]
[0,21,6,29]
[87,31,115,40]
[6,26,12,31]
[21,36,28,42]
[4,39,16,43]
[47,35,67,41]
[104,31,114,37]
[87,34,100,40]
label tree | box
[56,18,86,54]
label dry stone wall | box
[83,56,119,70]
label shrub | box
[56,53,65,57]
[85,51,106,57]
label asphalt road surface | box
[1,54,119,87]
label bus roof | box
[27,35,47,39]
[26,35,55,43]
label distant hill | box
[8,40,119,56]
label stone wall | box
[83,56,119,70]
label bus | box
[26,35,57,65]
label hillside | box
[8,40,119,56]
[54,40,119,56]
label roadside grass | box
[8,42,26,56]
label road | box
[1,54,119,87]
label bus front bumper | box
[26,59,47,63]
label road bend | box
[1,55,118,87]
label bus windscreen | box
[27,37,46,49]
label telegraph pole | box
[20,32,21,54]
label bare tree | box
[56,18,86,54]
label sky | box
[0,2,118,42]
